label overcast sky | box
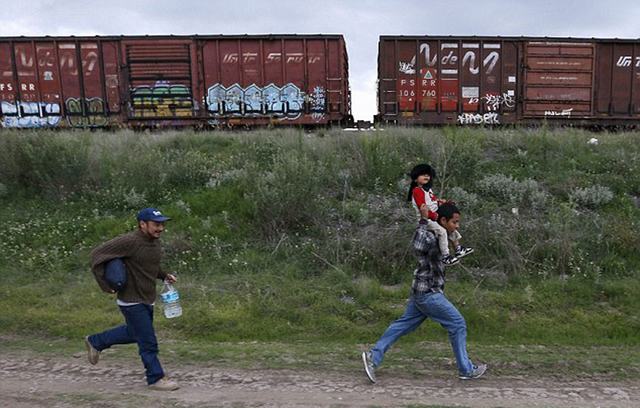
[1,0,639,121]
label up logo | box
[616,55,640,67]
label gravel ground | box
[1,352,638,407]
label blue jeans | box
[88,304,164,385]
[370,292,474,375]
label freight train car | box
[0,34,351,129]
[377,35,640,126]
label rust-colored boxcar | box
[0,34,351,129]
[377,35,640,126]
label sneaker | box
[84,336,100,365]
[459,364,487,380]
[455,246,474,258]
[361,351,377,383]
[442,254,460,266]
[149,377,180,391]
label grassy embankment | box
[0,127,638,379]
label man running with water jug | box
[84,208,179,391]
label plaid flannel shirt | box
[411,219,446,295]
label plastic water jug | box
[160,281,182,318]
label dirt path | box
[1,353,638,408]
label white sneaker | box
[361,351,377,383]
[443,254,460,266]
[455,246,474,258]
[84,336,100,365]
[149,377,180,391]
[459,364,487,380]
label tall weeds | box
[1,127,638,280]
[1,127,639,343]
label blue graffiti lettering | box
[0,101,61,128]
[207,83,323,120]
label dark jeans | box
[88,303,164,385]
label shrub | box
[570,185,614,208]
[0,132,92,199]
[476,173,546,208]
[247,152,321,236]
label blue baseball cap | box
[137,208,172,222]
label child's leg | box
[426,220,450,256]
[449,230,474,257]
[448,230,462,247]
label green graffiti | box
[65,98,109,127]
[131,84,194,117]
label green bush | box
[570,185,614,208]
[476,173,546,208]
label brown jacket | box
[91,229,168,305]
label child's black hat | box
[409,164,436,180]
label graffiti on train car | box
[12,45,100,76]
[207,83,326,122]
[0,101,61,128]
[65,97,109,127]
[457,92,515,125]
[0,35,349,128]
[469,93,515,112]
[309,86,326,122]
[457,112,500,125]
[394,42,509,117]
[57,48,100,76]
[399,43,501,76]
[545,108,574,116]
[0,98,111,128]
[130,83,194,117]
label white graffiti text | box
[457,112,500,125]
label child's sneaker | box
[442,254,460,266]
[455,246,474,258]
